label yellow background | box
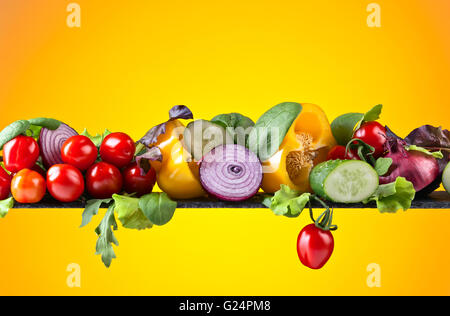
[1,0,450,295]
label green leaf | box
[81,129,112,147]
[374,157,393,176]
[361,104,383,125]
[211,113,255,145]
[112,194,153,230]
[139,192,177,226]
[364,177,415,213]
[80,199,112,228]
[264,185,311,218]
[248,102,302,161]
[406,145,444,159]
[331,113,364,146]
[95,204,119,268]
[0,197,14,219]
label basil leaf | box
[0,197,14,219]
[139,192,177,226]
[248,102,302,161]
[331,113,364,146]
[211,113,255,145]
[0,120,31,149]
[374,157,393,176]
[95,204,119,268]
[80,198,112,228]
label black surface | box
[13,191,450,209]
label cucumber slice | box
[443,162,450,194]
[183,120,233,161]
[310,160,379,203]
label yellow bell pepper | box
[149,120,206,200]
[261,103,336,194]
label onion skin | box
[199,144,263,202]
[39,123,78,168]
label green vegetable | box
[28,118,62,130]
[310,160,379,203]
[80,199,112,228]
[0,197,14,219]
[139,192,177,226]
[95,204,119,268]
[113,194,153,230]
[364,177,415,213]
[443,163,450,194]
[248,102,303,161]
[211,113,255,145]
[81,129,112,147]
[0,120,31,149]
[262,184,311,217]
[331,105,383,146]
[406,145,444,159]
[374,157,393,176]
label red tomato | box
[327,145,360,161]
[61,135,98,171]
[99,133,135,168]
[47,164,85,202]
[353,121,387,158]
[0,167,12,200]
[297,224,334,270]
[122,163,157,197]
[86,162,123,199]
[3,135,40,173]
[11,169,46,204]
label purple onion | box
[199,144,263,202]
[39,123,78,168]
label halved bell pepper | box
[261,103,336,194]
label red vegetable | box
[199,144,262,202]
[100,132,135,168]
[122,162,156,197]
[380,138,440,191]
[3,135,40,173]
[86,162,123,199]
[47,164,85,202]
[326,145,360,161]
[0,167,11,200]
[353,121,387,158]
[297,224,335,270]
[40,123,78,168]
[61,135,98,171]
[11,169,46,204]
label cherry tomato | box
[61,135,98,171]
[11,169,46,204]
[0,167,12,200]
[47,164,85,202]
[86,162,123,199]
[297,224,334,270]
[327,145,360,161]
[122,163,157,197]
[353,121,387,159]
[99,133,135,168]
[3,135,40,173]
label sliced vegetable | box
[39,123,78,168]
[443,163,450,194]
[183,119,233,161]
[310,160,379,203]
[261,103,336,194]
[199,144,262,202]
[364,177,415,213]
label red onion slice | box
[39,123,78,168]
[199,144,263,201]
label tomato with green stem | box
[11,169,46,204]
[353,121,387,159]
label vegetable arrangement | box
[1,103,450,270]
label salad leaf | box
[80,199,112,228]
[405,125,450,152]
[81,129,112,147]
[263,185,311,218]
[0,197,14,219]
[112,194,153,230]
[139,105,193,146]
[406,145,444,159]
[357,104,383,130]
[374,157,393,176]
[248,102,303,161]
[95,204,119,268]
[364,177,415,213]
[211,113,255,145]
[139,192,177,226]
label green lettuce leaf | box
[264,185,311,217]
[406,145,444,159]
[112,194,153,230]
[81,129,112,147]
[364,177,415,213]
[0,197,14,219]
[139,193,177,226]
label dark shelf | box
[13,191,450,210]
